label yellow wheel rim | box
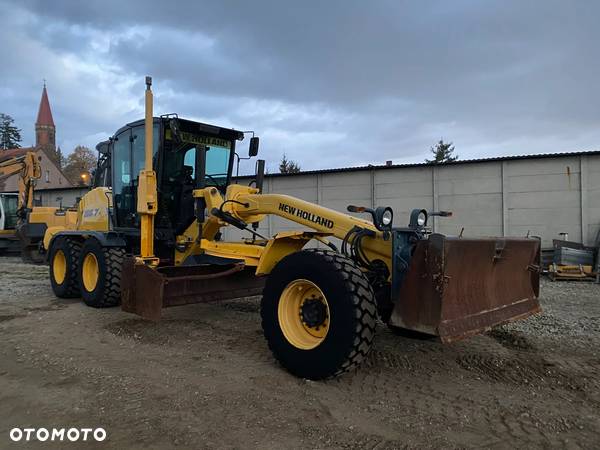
[278,279,330,350]
[53,250,67,285]
[82,253,99,292]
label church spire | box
[35,82,56,150]
[36,83,55,127]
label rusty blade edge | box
[439,302,542,344]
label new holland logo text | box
[279,203,334,229]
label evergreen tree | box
[279,153,301,173]
[0,114,22,150]
[426,139,458,163]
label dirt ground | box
[0,256,599,449]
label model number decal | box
[83,208,101,218]
[278,203,334,229]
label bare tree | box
[63,145,98,185]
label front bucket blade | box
[121,257,265,321]
[389,234,541,342]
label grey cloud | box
[1,0,598,171]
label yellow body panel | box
[29,207,77,228]
[42,187,110,250]
[255,231,332,276]
[30,208,77,251]
[43,226,64,250]
[201,239,263,266]
[76,187,111,232]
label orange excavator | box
[0,151,76,261]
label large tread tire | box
[261,249,377,380]
[78,239,125,308]
[49,237,82,298]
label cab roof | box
[114,117,244,142]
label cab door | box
[111,122,159,229]
[112,127,135,228]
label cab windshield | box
[179,134,232,190]
[161,129,233,234]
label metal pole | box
[144,76,153,172]
[138,76,158,263]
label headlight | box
[409,209,428,228]
[382,209,393,226]
[374,206,393,230]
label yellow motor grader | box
[44,77,541,379]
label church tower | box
[35,82,56,151]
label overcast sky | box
[1,0,598,174]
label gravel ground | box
[0,256,599,449]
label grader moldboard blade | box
[389,233,541,342]
[121,257,265,321]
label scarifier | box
[44,77,541,379]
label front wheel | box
[78,239,125,308]
[261,249,377,379]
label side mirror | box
[96,141,110,155]
[249,136,259,157]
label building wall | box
[0,148,72,192]
[35,187,90,208]
[586,155,600,245]
[225,153,600,247]
[12,152,594,247]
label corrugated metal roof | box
[261,149,600,178]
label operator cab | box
[100,116,258,258]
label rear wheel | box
[261,249,377,379]
[49,237,82,298]
[78,239,125,308]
